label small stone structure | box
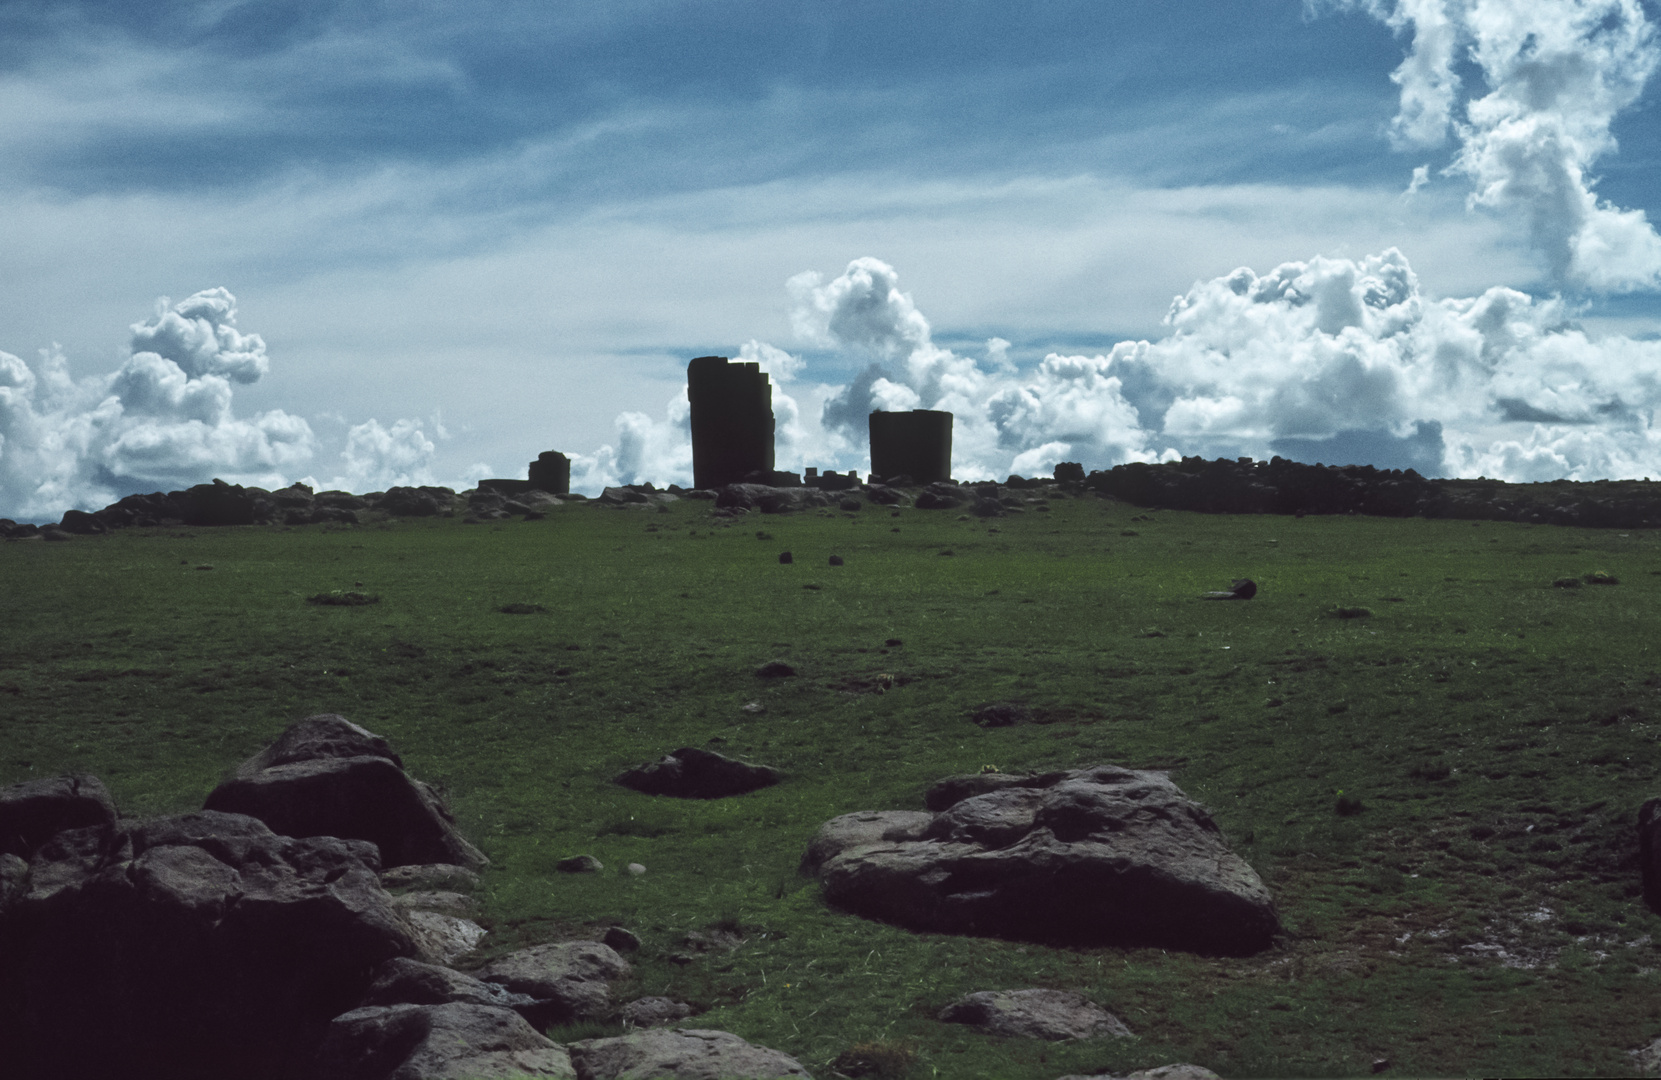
[689,355,775,489]
[869,409,953,484]
[478,450,572,497]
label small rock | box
[741,701,766,713]
[603,926,642,952]
[568,1028,811,1080]
[939,988,1132,1041]
[829,554,844,565]
[390,890,479,917]
[755,661,796,678]
[1056,1066,1221,1080]
[403,910,489,965]
[778,551,793,564]
[627,863,647,877]
[972,702,1031,727]
[617,747,781,799]
[557,854,604,873]
[381,863,482,891]
[619,996,693,1029]
[1203,578,1257,599]
[839,499,862,512]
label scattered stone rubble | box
[12,456,1658,537]
[0,718,810,1079]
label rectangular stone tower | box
[528,451,570,494]
[869,409,953,484]
[688,355,775,489]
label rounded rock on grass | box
[756,661,796,678]
[626,863,647,877]
[829,555,844,566]
[778,551,793,564]
[604,926,642,952]
[556,854,603,873]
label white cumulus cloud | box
[0,289,314,521]
[1344,0,1661,290]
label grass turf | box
[4,494,1661,1077]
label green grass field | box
[5,493,1661,1078]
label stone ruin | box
[688,355,775,489]
[868,408,953,485]
[477,450,573,498]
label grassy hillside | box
[4,493,1661,1077]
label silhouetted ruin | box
[869,409,952,484]
[478,450,571,497]
[528,451,570,494]
[688,356,775,489]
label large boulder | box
[0,808,416,1079]
[617,747,781,799]
[938,988,1132,1040]
[313,1002,575,1080]
[567,1028,812,1079]
[379,486,459,517]
[203,714,489,870]
[175,479,263,526]
[474,941,631,1025]
[0,774,118,860]
[802,765,1278,955]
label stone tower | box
[869,409,953,484]
[688,355,775,489]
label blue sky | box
[2,0,1660,517]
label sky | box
[2,0,1660,520]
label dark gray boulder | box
[619,996,693,1028]
[1639,797,1661,912]
[203,714,489,870]
[567,1028,812,1079]
[379,486,458,517]
[938,988,1132,1040]
[358,956,549,1026]
[0,809,415,1079]
[313,1002,574,1080]
[382,863,481,892]
[474,941,631,1025]
[57,509,106,534]
[971,703,1031,728]
[803,765,1278,955]
[617,747,781,799]
[0,852,26,908]
[0,774,118,860]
